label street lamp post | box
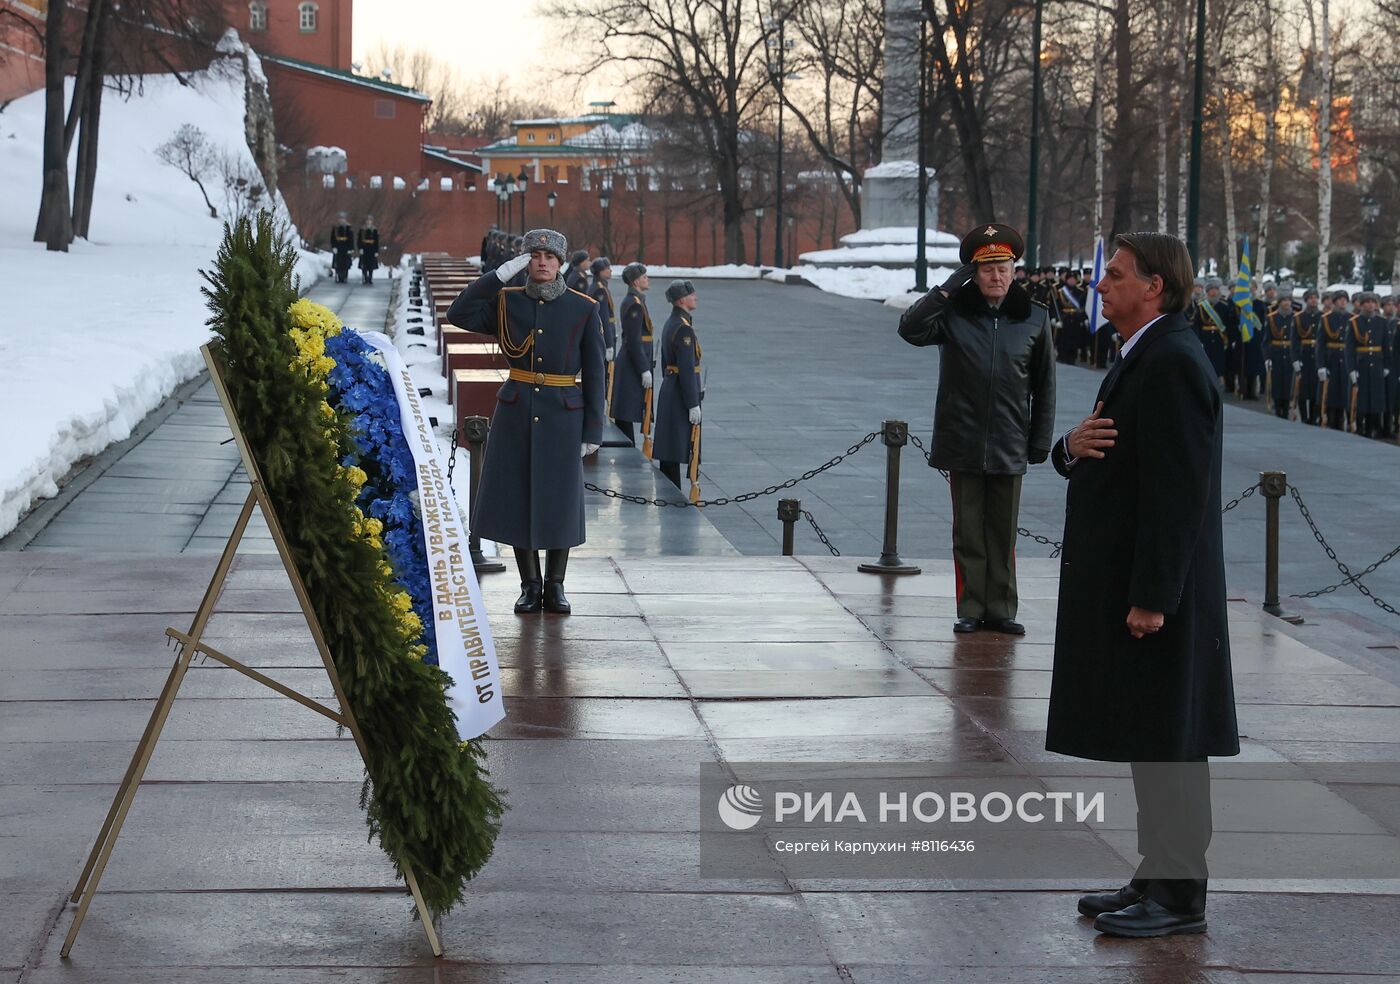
[547,190,558,227]
[755,207,765,268]
[1362,195,1380,292]
[787,216,795,267]
[517,166,530,235]
[764,17,794,267]
[1186,0,1207,269]
[494,182,503,226]
[914,9,930,292]
[600,187,611,257]
[1026,0,1043,267]
[497,185,508,229]
[503,173,516,235]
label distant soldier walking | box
[612,263,654,446]
[330,212,354,284]
[653,280,703,491]
[357,216,380,285]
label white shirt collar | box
[1118,313,1168,360]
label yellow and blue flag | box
[1234,238,1258,343]
[1087,237,1105,335]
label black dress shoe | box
[953,617,982,634]
[543,580,572,615]
[513,581,543,614]
[1093,899,1206,938]
[1077,886,1143,918]
[986,618,1026,636]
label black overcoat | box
[330,224,354,273]
[653,307,701,464]
[445,275,607,549]
[357,227,380,271]
[612,290,654,423]
[1046,314,1239,762]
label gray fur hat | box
[665,279,696,304]
[1205,276,1223,290]
[521,228,568,264]
[570,249,589,267]
[622,262,648,285]
[591,256,611,275]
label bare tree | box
[1317,0,1333,290]
[363,44,470,134]
[157,124,221,218]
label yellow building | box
[478,113,652,185]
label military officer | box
[330,212,354,284]
[1318,290,1352,430]
[1054,269,1087,365]
[357,216,380,285]
[1192,278,1231,385]
[565,250,591,292]
[588,257,619,403]
[444,228,607,616]
[611,262,654,445]
[1264,290,1296,418]
[1293,290,1322,424]
[1348,292,1391,437]
[653,280,703,490]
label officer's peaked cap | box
[959,223,1025,265]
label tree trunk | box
[73,3,109,240]
[1317,0,1332,291]
[1255,2,1279,276]
[34,0,72,251]
[1176,28,1189,239]
[1107,0,1136,237]
[1093,8,1105,241]
[1155,5,1168,233]
[1391,212,1400,288]
[1221,97,1238,284]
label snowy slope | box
[0,53,318,537]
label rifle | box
[1266,362,1273,410]
[1320,376,1330,429]
[687,422,702,504]
[606,360,615,413]
[1350,379,1359,433]
[1290,371,1301,422]
[640,385,654,459]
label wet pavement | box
[2,547,1398,979]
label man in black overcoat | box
[445,228,607,616]
[1048,232,1238,938]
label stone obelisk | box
[862,0,938,231]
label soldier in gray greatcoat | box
[565,250,591,292]
[653,280,703,489]
[1293,290,1323,425]
[445,228,607,615]
[1318,290,1352,430]
[1348,292,1391,437]
[611,263,654,444]
[588,257,619,404]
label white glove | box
[641,370,653,389]
[1264,359,1272,372]
[495,253,530,282]
[1318,368,1328,381]
[581,442,600,457]
[605,342,616,363]
[1350,370,1359,384]
[688,406,702,425]
[1292,361,1302,373]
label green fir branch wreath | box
[200,213,503,916]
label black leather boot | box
[543,549,571,615]
[513,548,543,614]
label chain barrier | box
[1294,543,1400,598]
[1221,484,1256,513]
[446,427,459,491]
[801,509,841,556]
[1286,485,1400,616]
[584,431,880,508]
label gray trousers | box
[949,471,1022,621]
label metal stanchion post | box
[778,498,800,556]
[1260,471,1286,616]
[858,420,921,575]
[464,415,506,573]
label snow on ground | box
[839,226,959,247]
[769,265,959,303]
[798,241,964,267]
[645,264,767,280]
[0,52,318,537]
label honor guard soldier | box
[611,262,654,445]
[1195,278,1232,386]
[589,257,618,404]
[480,226,496,270]
[1293,290,1323,424]
[1054,268,1087,364]
[653,280,703,490]
[1318,290,1352,430]
[898,223,1056,636]
[357,216,380,285]
[444,228,607,616]
[1387,297,1400,438]
[330,212,354,284]
[1264,289,1296,417]
[565,250,590,292]
[1348,292,1391,437]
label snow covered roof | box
[478,121,655,156]
[422,146,483,172]
[260,54,431,102]
[512,113,642,127]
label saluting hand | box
[1127,606,1164,639]
[1066,401,1117,460]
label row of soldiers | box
[1197,285,1399,438]
[328,212,380,285]
[478,226,707,491]
[1016,266,1121,369]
